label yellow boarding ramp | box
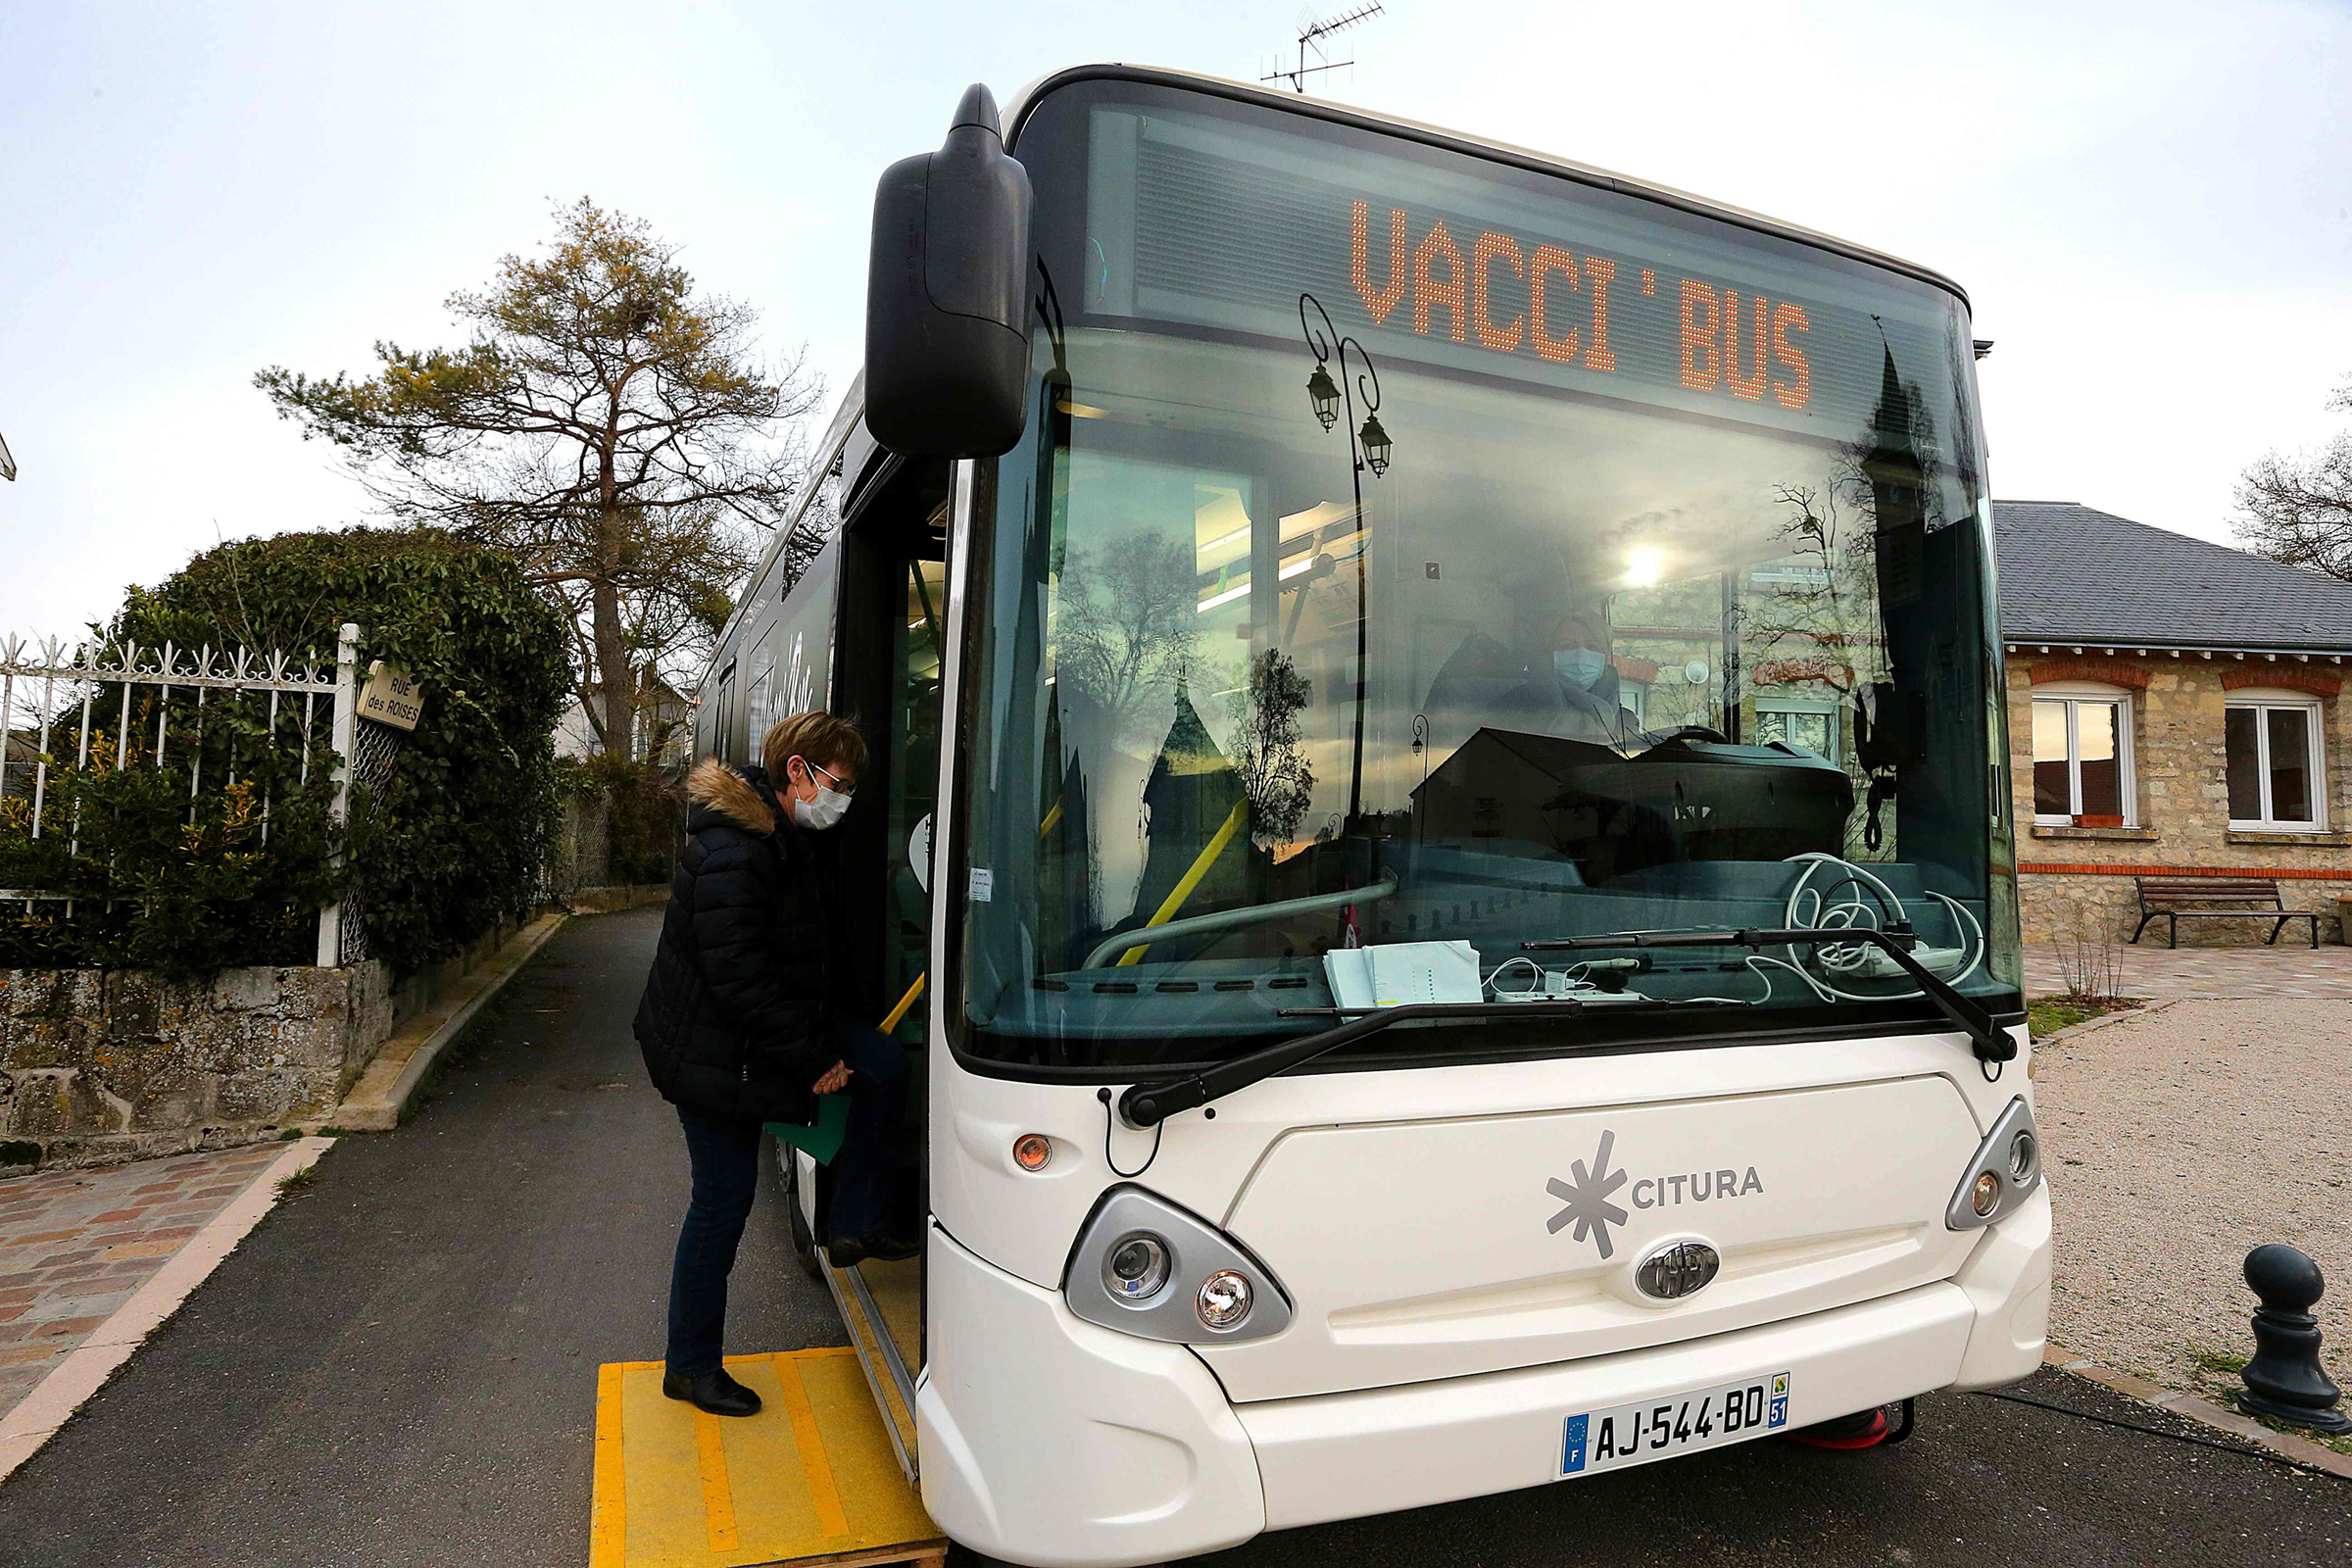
[591,1348,946,1568]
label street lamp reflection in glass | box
[1358,411,1393,476]
[1306,364,1342,430]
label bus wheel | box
[781,1154,822,1280]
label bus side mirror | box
[865,83,1035,459]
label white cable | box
[1773,852,1986,1005]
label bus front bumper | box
[918,1189,2049,1567]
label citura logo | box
[1545,1130,1631,1259]
[1546,1130,1766,1259]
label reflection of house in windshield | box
[1414,727,1854,882]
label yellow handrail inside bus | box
[1113,798,1250,966]
[880,971,925,1034]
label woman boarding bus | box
[698,66,2046,1568]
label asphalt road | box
[0,906,2344,1566]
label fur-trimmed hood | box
[685,759,778,836]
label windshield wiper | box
[1521,924,2015,1065]
[1115,995,1743,1128]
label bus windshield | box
[953,78,2021,1072]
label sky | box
[2,0,2347,638]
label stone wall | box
[2006,650,2352,942]
[0,906,548,1174]
[0,961,394,1173]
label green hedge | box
[0,527,571,978]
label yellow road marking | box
[773,1353,852,1537]
[692,1408,740,1551]
[589,1361,626,1568]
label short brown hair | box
[761,710,868,782]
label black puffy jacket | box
[634,759,838,1125]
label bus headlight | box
[1946,1096,2045,1231]
[1197,1270,1253,1330]
[1064,1184,1294,1345]
[1103,1233,1172,1301]
[1971,1171,2001,1217]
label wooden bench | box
[2130,876,2318,949]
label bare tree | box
[1057,530,1201,750]
[2235,375,2352,580]
[256,199,820,755]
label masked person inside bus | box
[1424,597,1644,756]
[633,710,915,1418]
[1501,606,1642,745]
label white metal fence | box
[0,622,380,966]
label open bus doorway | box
[780,458,950,1480]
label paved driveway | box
[2034,996,2352,1409]
[2024,941,2352,999]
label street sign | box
[357,661,422,730]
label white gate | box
[0,621,382,966]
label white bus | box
[697,64,2046,1568]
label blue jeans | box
[664,1022,911,1380]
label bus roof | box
[1002,64,1972,310]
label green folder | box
[767,1094,850,1166]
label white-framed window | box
[1754,697,1838,763]
[2031,685,2134,825]
[2225,690,2326,830]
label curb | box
[2042,1340,2352,1479]
[331,910,567,1131]
[2029,997,2179,1051]
[0,1135,336,1484]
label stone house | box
[1995,500,2352,942]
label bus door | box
[803,453,950,1477]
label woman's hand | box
[811,1060,853,1096]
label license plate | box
[1561,1371,1790,1476]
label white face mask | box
[1553,648,1606,689]
[791,760,852,831]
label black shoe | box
[662,1368,761,1417]
[825,1230,922,1267]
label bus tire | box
[781,1150,822,1280]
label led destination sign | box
[1083,99,1970,446]
[1348,200,1814,411]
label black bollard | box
[2238,1244,2352,1435]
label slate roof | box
[1992,500,2352,654]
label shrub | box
[0,704,339,976]
[99,526,571,976]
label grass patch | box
[2181,1344,2352,1455]
[2187,1346,2248,1380]
[274,1164,319,1198]
[2027,995,2144,1038]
